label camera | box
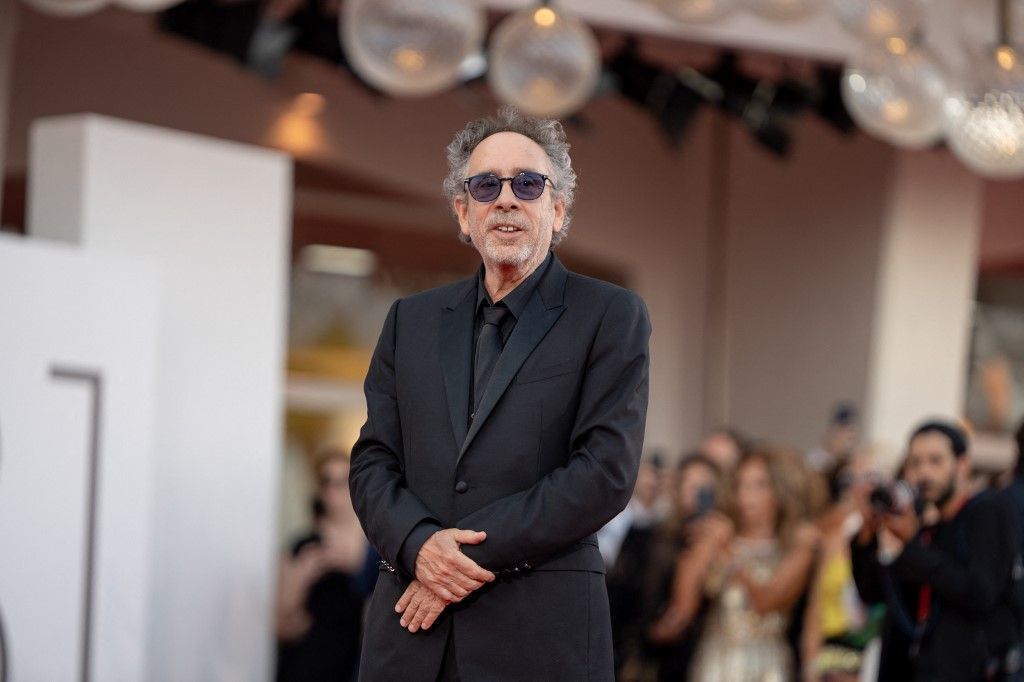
[869,480,918,515]
[695,486,716,516]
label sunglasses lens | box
[466,172,547,201]
[468,174,501,202]
[511,172,546,200]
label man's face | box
[700,433,741,473]
[825,423,857,458]
[903,432,964,505]
[454,132,565,270]
[318,457,351,517]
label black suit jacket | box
[350,252,651,681]
[850,492,1020,682]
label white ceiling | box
[483,0,970,67]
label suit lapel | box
[458,254,569,462]
[440,277,476,452]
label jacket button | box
[455,480,468,493]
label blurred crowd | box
[603,410,1024,682]
[275,449,379,682]
[272,408,1024,682]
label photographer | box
[1002,419,1024,567]
[850,420,1020,682]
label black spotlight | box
[705,52,812,157]
[609,39,706,145]
[812,65,858,134]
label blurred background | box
[0,0,1023,679]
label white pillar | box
[863,150,983,459]
[28,115,292,681]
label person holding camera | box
[649,445,821,681]
[276,451,380,682]
[1002,419,1024,570]
[850,420,1021,682]
[614,454,724,682]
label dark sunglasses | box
[463,171,555,202]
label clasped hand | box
[394,528,495,633]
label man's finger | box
[426,582,459,603]
[400,586,427,628]
[408,594,438,632]
[418,573,459,603]
[423,576,465,602]
[408,604,427,632]
[444,579,470,599]
[451,529,487,545]
[449,572,486,593]
[450,551,496,583]
[395,582,419,613]
[420,599,446,630]
[399,599,418,628]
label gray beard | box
[479,234,538,267]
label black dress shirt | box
[470,250,552,420]
[398,250,553,575]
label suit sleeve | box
[349,299,443,577]
[891,495,1018,615]
[457,289,651,570]
[849,534,886,604]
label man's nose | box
[493,179,520,210]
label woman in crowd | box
[616,454,725,681]
[649,445,821,681]
[276,449,378,682]
[801,448,884,682]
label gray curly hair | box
[443,106,577,247]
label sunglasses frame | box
[463,171,555,202]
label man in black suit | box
[850,420,1021,681]
[349,106,651,681]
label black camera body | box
[695,486,716,516]
[869,480,919,515]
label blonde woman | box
[650,446,821,681]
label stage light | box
[488,4,602,118]
[608,41,707,144]
[340,0,485,97]
[705,52,811,157]
[294,93,326,117]
[812,66,859,133]
[944,45,1024,178]
[841,40,948,148]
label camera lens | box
[869,485,895,514]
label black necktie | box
[473,305,510,414]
